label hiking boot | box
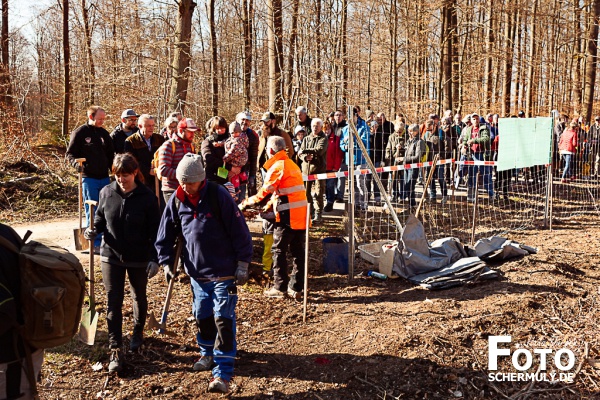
[287,289,303,301]
[208,377,230,393]
[264,287,285,298]
[108,348,123,373]
[193,356,214,371]
[312,214,323,224]
[335,198,345,203]
[323,203,334,212]
[129,332,143,352]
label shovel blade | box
[74,228,89,251]
[146,312,162,330]
[78,307,99,345]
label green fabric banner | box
[496,117,553,171]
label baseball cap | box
[178,118,199,131]
[121,109,139,119]
[294,125,306,135]
[260,112,276,122]
[236,111,252,121]
[518,110,525,117]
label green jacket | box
[299,131,328,174]
[385,132,406,165]
[459,124,491,155]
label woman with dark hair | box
[86,153,161,372]
[201,116,231,184]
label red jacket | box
[326,130,344,171]
[558,129,578,154]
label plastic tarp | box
[390,214,540,290]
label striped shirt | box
[158,137,196,191]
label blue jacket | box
[155,182,253,279]
[340,119,370,166]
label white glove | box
[146,262,160,279]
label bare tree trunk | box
[209,0,218,115]
[482,0,493,113]
[502,2,514,116]
[314,0,322,112]
[267,0,283,113]
[582,0,600,121]
[62,0,70,138]
[341,0,348,105]
[441,0,454,112]
[242,0,253,110]
[389,0,398,116]
[525,0,537,117]
[81,0,95,105]
[0,0,12,109]
[286,0,300,104]
[571,0,582,115]
[168,0,196,114]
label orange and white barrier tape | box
[303,158,454,182]
[454,160,497,166]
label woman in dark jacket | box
[201,116,231,184]
[90,153,161,372]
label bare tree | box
[267,0,283,113]
[81,0,96,105]
[62,0,70,138]
[168,0,196,114]
[208,0,218,115]
[582,0,600,121]
[0,0,12,109]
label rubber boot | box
[262,234,273,272]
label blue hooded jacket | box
[155,182,253,279]
[340,119,370,166]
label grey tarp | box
[392,214,500,290]
[471,236,537,261]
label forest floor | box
[3,159,600,399]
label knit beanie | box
[176,153,206,183]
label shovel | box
[147,235,184,336]
[79,200,99,345]
[73,158,89,251]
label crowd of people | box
[54,103,597,394]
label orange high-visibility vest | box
[250,150,308,230]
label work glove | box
[162,264,178,284]
[235,261,249,286]
[239,198,251,211]
[83,228,97,240]
[146,262,160,279]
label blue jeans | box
[404,168,419,207]
[468,152,494,197]
[337,163,347,201]
[191,278,237,381]
[561,154,572,179]
[325,175,337,204]
[82,176,110,247]
[428,164,447,198]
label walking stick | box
[303,203,310,323]
[415,154,439,219]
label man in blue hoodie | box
[340,108,371,211]
[155,154,253,394]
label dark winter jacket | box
[110,124,139,154]
[66,123,114,179]
[94,181,161,264]
[371,121,394,163]
[124,132,165,189]
[201,132,231,184]
[244,128,260,178]
[423,128,447,160]
[155,182,253,279]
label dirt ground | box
[7,212,598,400]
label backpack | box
[153,140,197,180]
[0,227,86,349]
